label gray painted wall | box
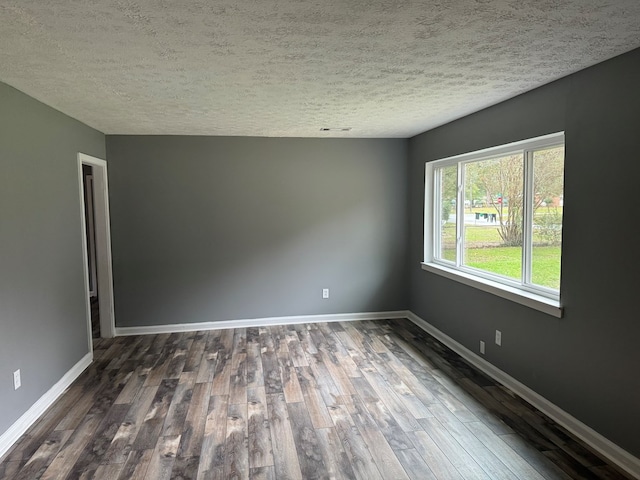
[408,48,640,457]
[106,136,408,327]
[0,82,105,435]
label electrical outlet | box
[13,369,21,390]
[322,288,329,299]
[495,330,502,346]
[479,341,485,354]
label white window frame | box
[422,132,564,318]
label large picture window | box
[424,132,564,316]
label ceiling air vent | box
[320,127,352,132]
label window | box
[423,132,564,317]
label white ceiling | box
[1,1,639,138]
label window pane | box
[463,155,523,280]
[437,165,457,263]
[532,146,564,289]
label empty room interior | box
[1,1,640,479]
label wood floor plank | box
[369,352,434,420]
[249,465,276,480]
[450,377,516,435]
[294,324,318,356]
[258,327,277,354]
[399,358,481,425]
[182,331,207,373]
[223,403,249,480]
[543,449,603,480]
[405,430,464,480]
[143,355,172,388]
[66,403,131,479]
[28,385,85,441]
[284,325,309,367]
[353,380,414,451]
[247,386,274,469]
[266,393,303,480]
[196,395,228,479]
[102,384,159,464]
[499,433,573,480]
[295,366,334,429]
[211,329,234,394]
[0,461,21,479]
[170,456,200,479]
[40,413,103,480]
[195,349,218,385]
[279,351,304,403]
[12,429,73,480]
[246,341,265,389]
[233,328,248,356]
[317,346,358,398]
[178,381,211,458]
[334,324,368,358]
[114,366,147,405]
[143,434,181,480]
[465,420,547,480]
[305,352,348,408]
[116,449,154,480]
[348,397,410,480]
[165,340,192,380]
[395,448,438,480]
[359,368,421,431]
[427,403,518,480]
[261,350,283,395]
[378,349,438,406]
[162,372,196,437]
[328,404,384,480]
[53,388,98,432]
[419,416,492,480]
[132,379,179,451]
[287,401,331,480]
[93,462,124,479]
[272,326,290,355]
[229,353,248,405]
[129,335,156,361]
[314,427,357,480]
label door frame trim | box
[78,153,116,347]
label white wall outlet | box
[322,288,329,299]
[495,330,502,346]
[479,341,485,354]
[13,369,21,390]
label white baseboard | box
[406,311,640,480]
[0,352,93,460]
[115,310,410,336]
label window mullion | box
[457,163,464,267]
[523,150,534,285]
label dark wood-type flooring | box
[90,296,100,339]
[0,318,634,479]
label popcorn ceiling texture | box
[1,1,639,137]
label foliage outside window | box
[426,133,564,301]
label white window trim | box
[423,132,564,318]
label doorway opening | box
[82,164,100,338]
[78,153,115,352]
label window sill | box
[421,262,563,318]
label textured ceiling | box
[1,1,639,138]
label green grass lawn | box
[441,223,561,289]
